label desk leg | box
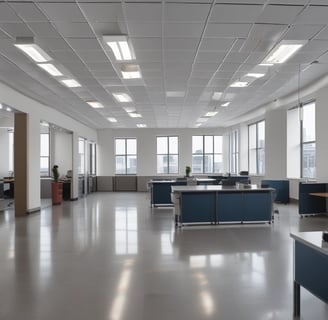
[293,281,300,317]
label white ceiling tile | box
[284,24,324,40]
[164,3,211,22]
[193,62,220,71]
[195,51,226,63]
[77,50,108,62]
[314,26,328,40]
[51,50,79,62]
[130,38,162,51]
[210,4,264,23]
[199,38,235,51]
[125,3,162,22]
[301,39,328,52]
[38,37,72,51]
[10,3,49,22]
[0,3,21,22]
[269,0,308,4]
[127,23,161,38]
[164,23,205,38]
[53,22,94,38]
[164,38,199,51]
[27,22,61,38]
[256,5,304,24]
[204,23,252,38]
[163,51,195,62]
[37,3,86,22]
[79,3,124,23]
[294,6,328,24]
[66,38,102,51]
[89,22,126,36]
[224,52,250,63]
[0,22,33,38]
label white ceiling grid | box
[0,1,327,128]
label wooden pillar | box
[14,113,28,216]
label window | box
[287,101,316,179]
[40,130,50,176]
[89,142,96,175]
[301,102,316,178]
[192,135,223,174]
[157,136,179,174]
[248,120,265,175]
[78,137,85,175]
[229,130,239,174]
[115,138,137,174]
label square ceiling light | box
[38,63,63,76]
[103,35,135,61]
[61,79,81,88]
[205,111,218,117]
[212,92,222,100]
[107,117,117,122]
[128,112,142,118]
[246,73,265,78]
[262,40,306,64]
[113,93,132,103]
[221,102,230,107]
[230,81,249,88]
[15,37,52,63]
[137,124,147,128]
[87,101,104,108]
[121,64,141,79]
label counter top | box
[171,185,272,193]
[290,231,328,256]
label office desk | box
[2,178,14,198]
[171,185,273,225]
[290,232,328,317]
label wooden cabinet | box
[51,182,63,205]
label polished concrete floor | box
[0,192,328,320]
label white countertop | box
[171,185,273,193]
[290,231,328,255]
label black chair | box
[239,171,249,176]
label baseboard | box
[27,207,41,214]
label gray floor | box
[0,192,328,320]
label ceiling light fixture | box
[14,37,52,63]
[195,123,202,127]
[221,102,230,107]
[113,93,132,103]
[262,40,306,64]
[87,101,104,109]
[107,117,117,122]
[6,107,12,112]
[212,92,222,100]
[103,35,135,61]
[38,63,63,76]
[121,64,141,79]
[128,113,142,118]
[259,63,273,66]
[246,73,265,78]
[61,79,81,88]
[230,81,248,88]
[137,124,147,128]
[0,103,2,109]
[205,111,218,117]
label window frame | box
[156,136,179,174]
[248,120,265,175]
[229,130,239,174]
[192,135,223,174]
[115,138,137,175]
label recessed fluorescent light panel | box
[6,107,12,112]
[113,93,132,103]
[259,63,273,66]
[103,35,135,61]
[230,81,248,88]
[0,103,2,109]
[221,102,230,107]
[61,79,81,88]
[38,63,63,76]
[246,73,265,78]
[107,117,117,123]
[15,38,52,63]
[212,92,222,100]
[137,124,147,128]
[205,111,218,117]
[87,101,104,109]
[166,91,185,98]
[195,123,202,127]
[121,64,141,79]
[263,40,306,64]
[197,117,209,123]
[129,113,142,118]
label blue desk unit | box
[172,185,273,225]
[298,182,327,215]
[149,178,216,207]
[261,179,289,203]
[290,232,328,317]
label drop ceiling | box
[0,0,328,129]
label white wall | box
[52,130,73,177]
[0,128,10,177]
[97,128,225,176]
[0,81,97,211]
